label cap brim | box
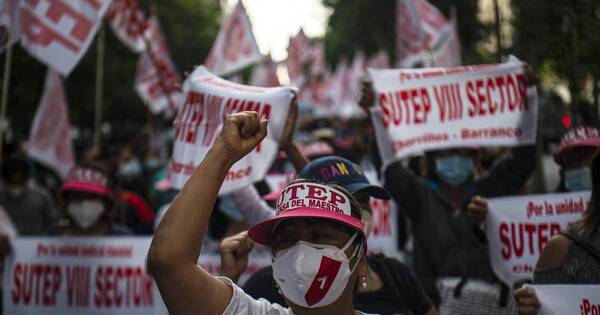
[553,141,600,163]
[345,182,391,200]
[248,208,365,246]
[61,181,110,197]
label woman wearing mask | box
[149,112,373,315]
[360,80,537,312]
[514,150,600,314]
[52,164,132,236]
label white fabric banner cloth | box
[528,284,600,315]
[18,0,111,75]
[27,70,75,178]
[486,192,590,286]
[169,66,294,194]
[369,59,538,165]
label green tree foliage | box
[322,0,484,67]
[4,0,222,139]
[511,0,600,121]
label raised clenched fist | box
[213,111,268,165]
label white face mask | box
[272,232,362,308]
[67,200,104,229]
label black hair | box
[1,156,29,180]
[580,151,600,237]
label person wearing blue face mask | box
[553,127,600,192]
[359,79,538,313]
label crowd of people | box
[0,77,599,315]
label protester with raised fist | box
[149,112,377,315]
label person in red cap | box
[149,112,374,315]
[52,163,132,236]
[551,127,600,192]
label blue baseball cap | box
[298,156,391,200]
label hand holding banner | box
[527,285,600,315]
[169,66,294,194]
[369,59,538,165]
[486,192,590,286]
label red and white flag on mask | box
[107,0,147,53]
[135,16,181,115]
[250,55,280,87]
[204,1,261,76]
[27,70,75,178]
[395,0,454,67]
[18,0,111,75]
[0,0,19,53]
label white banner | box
[134,16,181,115]
[27,70,75,179]
[486,192,590,286]
[204,1,262,76]
[107,0,147,53]
[169,66,294,194]
[18,0,111,75]
[369,60,538,164]
[3,237,169,315]
[528,285,600,315]
[364,170,398,257]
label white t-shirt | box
[219,277,376,315]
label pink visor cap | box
[248,182,365,246]
[554,127,600,163]
[61,167,110,197]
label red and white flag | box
[286,29,311,85]
[250,55,280,87]
[367,50,390,69]
[107,0,147,53]
[18,0,111,75]
[135,16,181,114]
[0,0,19,53]
[27,70,75,178]
[432,6,461,66]
[395,0,454,67]
[204,1,261,76]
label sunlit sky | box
[222,0,332,62]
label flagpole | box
[94,23,105,149]
[0,31,14,161]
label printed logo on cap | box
[276,183,352,217]
[67,167,108,187]
[559,127,600,148]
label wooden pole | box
[0,32,14,161]
[493,0,502,63]
[94,23,105,149]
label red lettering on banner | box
[11,263,61,306]
[94,265,153,308]
[581,298,600,315]
[20,9,79,52]
[224,166,252,182]
[67,266,91,307]
[33,0,94,42]
[378,87,431,127]
[498,222,562,259]
[434,83,463,122]
[370,199,391,236]
[174,92,205,144]
[466,74,527,118]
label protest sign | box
[3,237,168,315]
[364,170,398,256]
[528,285,600,315]
[107,0,147,53]
[369,60,538,165]
[27,70,75,179]
[135,16,181,114]
[486,192,590,286]
[18,0,111,75]
[169,66,294,194]
[204,1,262,76]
